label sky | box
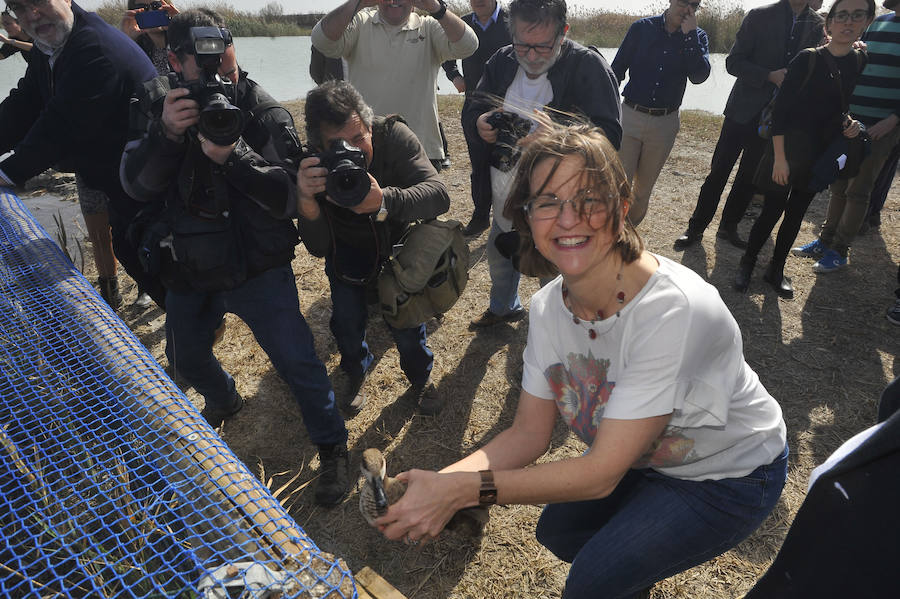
[71,1,779,16]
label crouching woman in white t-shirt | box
[375,124,788,599]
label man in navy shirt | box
[612,0,710,227]
[442,0,511,236]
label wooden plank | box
[355,566,408,599]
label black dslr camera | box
[308,139,371,208]
[486,111,533,172]
[171,26,245,146]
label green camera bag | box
[378,219,469,329]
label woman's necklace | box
[561,262,626,340]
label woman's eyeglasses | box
[524,192,610,221]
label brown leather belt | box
[624,99,678,116]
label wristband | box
[478,470,497,505]
[429,0,448,20]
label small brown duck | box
[358,448,490,536]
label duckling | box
[358,448,490,537]
[359,448,406,526]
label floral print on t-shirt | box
[545,351,614,444]
[545,351,697,467]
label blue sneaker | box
[813,249,848,273]
[791,238,824,258]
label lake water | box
[0,36,736,114]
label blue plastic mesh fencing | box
[0,190,357,599]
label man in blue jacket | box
[0,0,164,305]
[462,0,621,330]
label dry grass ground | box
[26,95,898,598]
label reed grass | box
[94,0,746,52]
[570,0,745,54]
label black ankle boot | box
[733,255,756,292]
[763,262,794,299]
[97,276,123,310]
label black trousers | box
[744,184,816,269]
[461,96,492,220]
[688,115,767,233]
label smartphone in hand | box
[135,9,170,29]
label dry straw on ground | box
[24,95,899,598]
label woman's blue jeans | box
[536,445,789,599]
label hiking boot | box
[315,444,350,506]
[97,276,123,310]
[813,249,848,273]
[469,307,526,330]
[791,238,825,259]
[411,382,443,415]
[201,392,244,427]
[887,299,900,326]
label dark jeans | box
[165,265,347,446]
[689,116,766,234]
[744,184,817,268]
[462,96,492,220]
[325,254,432,387]
[536,446,788,599]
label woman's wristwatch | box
[478,470,497,505]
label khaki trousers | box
[618,104,680,226]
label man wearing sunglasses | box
[0,0,164,305]
[121,10,351,507]
[674,0,824,251]
[462,0,621,330]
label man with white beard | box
[462,0,621,330]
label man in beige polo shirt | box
[311,0,478,171]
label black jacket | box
[120,72,303,292]
[461,39,623,151]
[723,0,824,124]
[296,116,449,282]
[0,2,156,205]
[744,402,900,598]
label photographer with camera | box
[462,0,621,330]
[120,9,351,507]
[296,80,450,416]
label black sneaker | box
[315,444,350,506]
[201,392,244,427]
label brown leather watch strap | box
[478,470,497,505]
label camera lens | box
[326,160,371,208]
[198,93,245,146]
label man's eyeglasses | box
[512,36,560,57]
[676,0,702,10]
[832,10,869,23]
[5,0,50,19]
[524,192,610,221]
